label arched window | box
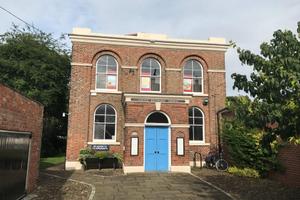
[96,55,118,90]
[146,112,169,124]
[140,58,161,92]
[94,104,116,140]
[188,107,204,141]
[183,59,203,93]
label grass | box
[40,154,65,169]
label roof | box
[69,28,230,52]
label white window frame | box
[95,55,118,92]
[188,107,205,143]
[140,58,161,93]
[93,104,117,143]
[183,59,204,95]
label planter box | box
[99,157,119,169]
[84,158,99,170]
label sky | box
[0,0,299,96]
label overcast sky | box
[0,0,299,96]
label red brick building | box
[0,84,43,198]
[66,28,229,173]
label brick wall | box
[270,145,300,188]
[0,84,44,192]
[67,40,226,169]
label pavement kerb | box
[41,172,96,200]
[189,173,236,200]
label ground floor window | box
[94,104,116,140]
[188,107,204,141]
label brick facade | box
[66,30,229,172]
[0,84,44,192]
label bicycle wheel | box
[216,159,228,171]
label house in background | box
[66,28,230,173]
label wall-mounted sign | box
[176,137,184,156]
[131,137,139,156]
[91,144,109,151]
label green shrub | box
[222,120,279,177]
[228,166,260,178]
[95,151,112,159]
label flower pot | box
[84,157,99,170]
[99,157,119,169]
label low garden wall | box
[271,144,300,188]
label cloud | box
[0,0,299,96]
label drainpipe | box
[216,108,229,154]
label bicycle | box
[205,150,228,171]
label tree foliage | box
[0,25,71,156]
[231,22,300,140]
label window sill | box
[88,141,120,145]
[189,141,210,146]
[183,92,208,97]
[90,90,122,95]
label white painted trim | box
[95,55,119,91]
[65,161,82,170]
[92,104,117,143]
[71,62,93,67]
[69,33,230,52]
[90,89,122,94]
[165,68,181,71]
[207,69,226,73]
[88,141,120,145]
[0,129,31,135]
[121,65,138,69]
[123,166,144,173]
[124,123,144,127]
[124,93,192,99]
[170,166,191,173]
[189,141,210,146]
[171,124,190,128]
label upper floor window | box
[183,59,203,93]
[140,58,161,92]
[189,107,204,141]
[94,104,116,141]
[96,55,118,90]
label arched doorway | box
[144,111,170,172]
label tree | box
[231,22,300,142]
[0,25,71,156]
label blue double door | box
[145,126,169,172]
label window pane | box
[97,56,107,66]
[151,59,160,69]
[106,115,115,123]
[194,117,203,125]
[96,105,105,114]
[183,79,192,92]
[107,55,117,66]
[97,65,106,73]
[184,69,193,78]
[107,65,117,74]
[107,75,116,89]
[105,124,115,139]
[146,112,168,123]
[194,126,203,140]
[193,68,202,77]
[106,105,115,115]
[94,124,105,139]
[188,108,193,117]
[189,127,194,140]
[142,59,151,75]
[141,77,151,91]
[96,74,106,89]
[151,77,160,91]
[185,60,193,70]
[95,115,105,122]
[189,117,193,124]
[193,78,202,92]
[193,108,202,117]
[151,67,160,76]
